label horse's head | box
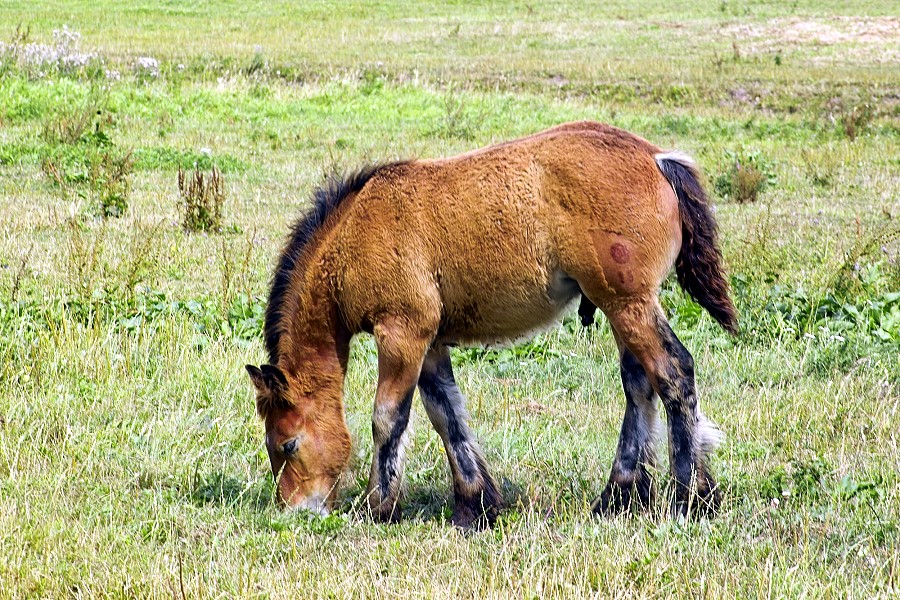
[245,363,351,514]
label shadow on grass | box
[191,470,528,530]
[385,476,528,525]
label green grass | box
[0,2,898,597]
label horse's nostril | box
[281,438,298,457]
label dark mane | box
[264,163,399,363]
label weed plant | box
[714,149,775,204]
[39,100,134,217]
[178,167,226,232]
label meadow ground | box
[0,1,898,597]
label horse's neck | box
[279,269,350,388]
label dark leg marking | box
[655,317,721,518]
[367,381,417,524]
[419,346,503,529]
[376,388,414,500]
[594,348,660,516]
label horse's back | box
[332,124,680,343]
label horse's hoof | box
[451,510,495,531]
[368,501,402,524]
[451,492,502,530]
[671,480,722,519]
[592,478,654,517]
[592,489,628,517]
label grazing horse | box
[246,121,737,529]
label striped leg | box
[365,319,430,523]
[654,318,723,517]
[603,298,723,518]
[418,345,503,529]
[593,340,661,515]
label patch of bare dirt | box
[724,16,900,64]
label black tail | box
[655,152,738,335]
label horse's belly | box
[437,269,581,346]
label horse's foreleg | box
[603,298,723,518]
[367,383,415,523]
[419,345,503,529]
[365,318,431,523]
[593,336,661,515]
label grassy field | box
[0,1,898,597]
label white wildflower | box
[52,25,81,50]
[135,56,160,77]
[60,52,95,69]
[6,25,97,74]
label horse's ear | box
[246,364,287,394]
[246,365,266,391]
[260,364,288,390]
[247,364,290,417]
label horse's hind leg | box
[418,344,503,529]
[601,297,723,518]
[592,332,661,515]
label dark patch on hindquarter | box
[617,271,635,287]
[377,389,414,496]
[610,242,630,264]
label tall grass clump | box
[800,148,840,188]
[714,149,774,204]
[839,103,873,141]
[40,103,134,218]
[178,167,226,232]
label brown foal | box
[247,121,737,528]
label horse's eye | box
[281,438,299,457]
